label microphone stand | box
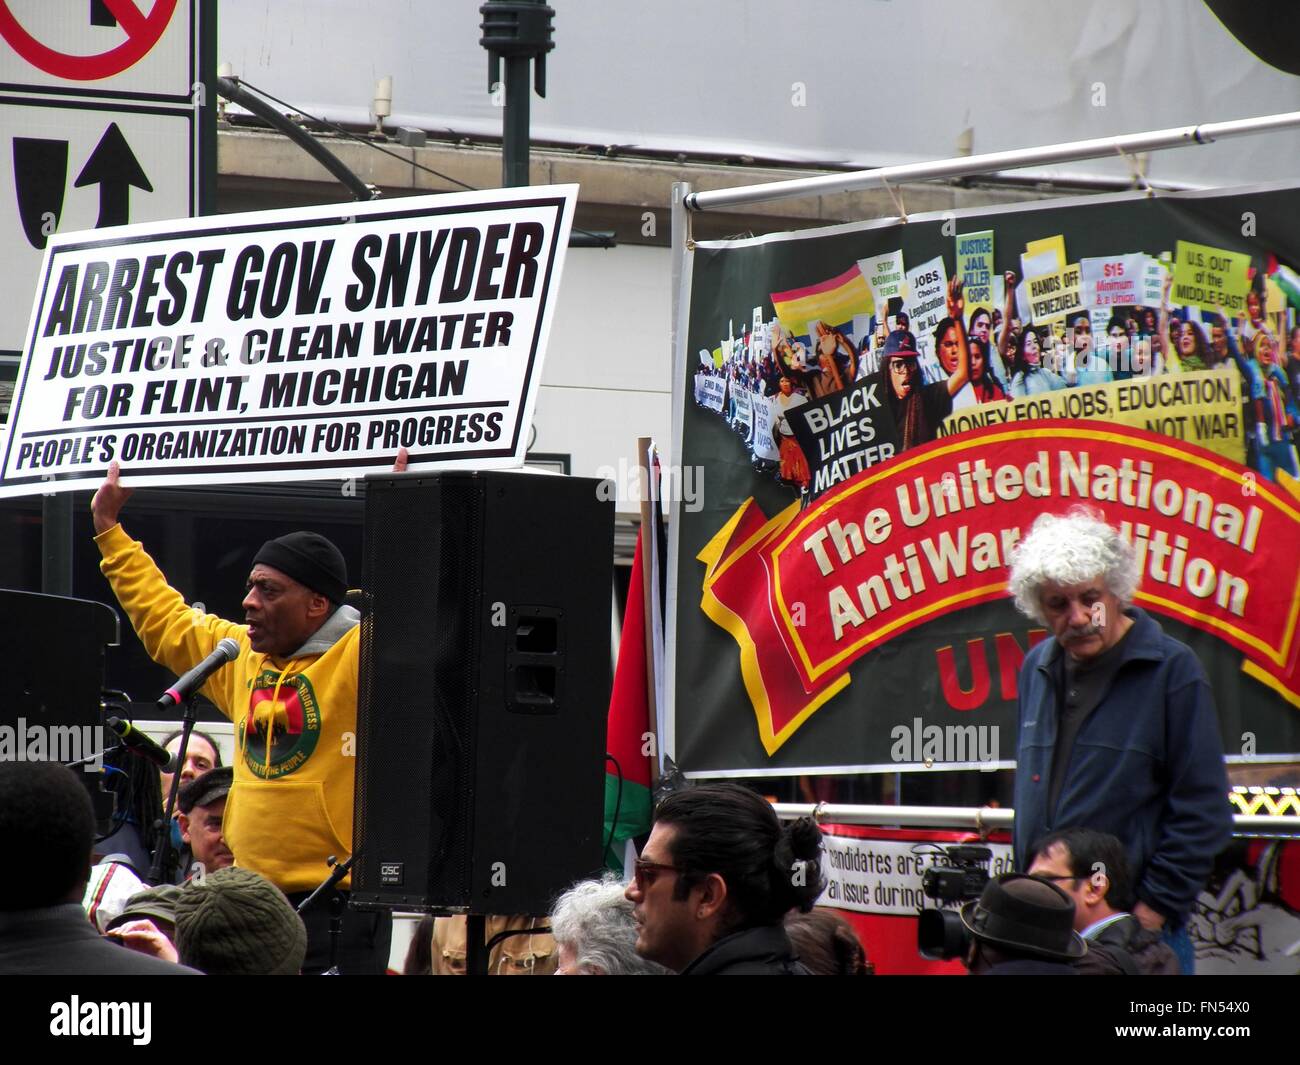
[147,692,202,887]
[296,854,354,975]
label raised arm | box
[997,270,1017,365]
[93,463,244,716]
[945,277,971,396]
[1155,271,1172,361]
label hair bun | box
[773,817,827,912]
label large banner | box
[672,183,1300,774]
[0,185,577,495]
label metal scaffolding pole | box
[685,110,1300,213]
[771,803,1300,837]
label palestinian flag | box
[603,530,654,873]
[1266,254,1300,310]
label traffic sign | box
[0,1,195,101]
[0,0,209,360]
[0,1,178,84]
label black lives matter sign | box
[786,379,901,499]
[0,186,576,496]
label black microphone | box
[157,638,240,709]
[105,717,176,772]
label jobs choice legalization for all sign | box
[0,185,577,494]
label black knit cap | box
[253,531,347,605]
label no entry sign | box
[0,0,179,82]
[0,1,207,362]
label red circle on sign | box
[0,0,178,81]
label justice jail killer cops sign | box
[0,186,577,494]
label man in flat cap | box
[91,457,405,973]
[177,766,234,876]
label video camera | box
[916,844,992,961]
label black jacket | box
[1013,608,1232,922]
[681,925,811,975]
[0,904,199,975]
[1076,914,1181,976]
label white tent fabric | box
[218,0,1300,188]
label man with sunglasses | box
[1028,827,1179,976]
[624,784,824,975]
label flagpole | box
[636,435,661,789]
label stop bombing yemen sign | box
[0,185,578,495]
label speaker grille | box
[356,475,485,908]
[354,470,613,914]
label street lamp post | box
[479,1,555,189]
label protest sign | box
[1141,256,1169,308]
[859,249,905,311]
[785,378,900,498]
[751,392,779,462]
[1172,240,1252,314]
[955,230,994,305]
[1081,253,1144,308]
[1025,262,1084,326]
[903,256,948,368]
[696,373,726,412]
[732,386,753,439]
[1,185,577,495]
[938,371,1244,463]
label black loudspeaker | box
[0,590,118,734]
[352,470,614,915]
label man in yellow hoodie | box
[91,460,392,974]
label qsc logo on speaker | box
[380,862,404,885]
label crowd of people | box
[699,260,1300,488]
[0,447,1233,976]
[0,758,1212,977]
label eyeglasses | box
[1032,874,1079,884]
[633,858,685,891]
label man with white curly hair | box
[1008,508,1231,974]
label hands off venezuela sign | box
[672,184,1300,774]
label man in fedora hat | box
[961,873,1087,975]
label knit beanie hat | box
[174,867,308,975]
[253,531,348,605]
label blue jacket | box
[1013,608,1232,922]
